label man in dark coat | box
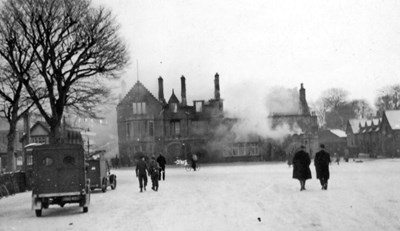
[149,156,160,191]
[136,156,148,193]
[156,153,166,181]
[314,144,331,190]
[292,145,312,191]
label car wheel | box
[101,178,107,193]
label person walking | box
[149,156,160,191]
[314,144,331,190]
[287,152,293,168]
[292,145,312,191]
[156,153,167,181]
[335,153,340,165]
[191,153,198,171]
[136,156,148,193]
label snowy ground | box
[1,159,400,231]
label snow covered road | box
[1,159,400,231]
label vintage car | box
[31,144,90,217]
[86,150,116,192]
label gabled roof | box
[168,89,180,104]
[348,119,367,133]
[384,110,400,130]
[31,121,50,133]
[329,129,347,138]
[118,81,161,106]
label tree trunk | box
[49,121,63,144]
[6,122,17,172]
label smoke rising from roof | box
[225,86,303,142]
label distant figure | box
[344,149,349,162]
[149,156,160,191]
[115,155,120,168]
[135,156,148,193]
[292,145,312,191]
[314,144,331,190]
[334,153,340,165]
[287,153,293,168]
[191,153,198,171]
[156,153,167,181]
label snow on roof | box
[385,110,400,130]
[329,129,347,138]
[348,119,367,133]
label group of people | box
[136,147,331,192]
[292,144,331,191]
[135,153,166,193]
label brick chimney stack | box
[214,73,220,100]
[299,83,310,115]
[158,76,165,103]
[181,75,187,106]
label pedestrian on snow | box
[287,152,293,168]
[149,155,160,191]
[191,153,198,171]
[334,153,340,165]
[292,145,312,191]
[156,153,167,181]
[136,156,148,192]
[314,144,331,190]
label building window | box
[42,157,54,166]
[126,122,132,139]
[27,155,33,166]
[133,102,146,115]
[148,121,154,136]
[171,121,180,135]
[194,101,203,112]
[171,103,178,113]
[32,136,47,144]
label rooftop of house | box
[329,129,347,138]
[385,110,400,130]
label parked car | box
[86,151,117,192]
[31,144,90,217]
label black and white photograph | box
[1,0,400,230]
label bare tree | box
[0,0,128,144]
[0,66,35,171]
[375,84,400,115]
[321,88,349,110]
[351,99,374,119]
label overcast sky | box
[95,0,400,113]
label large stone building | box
[117,74,320,164]
[116,74,224,165]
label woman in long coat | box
[292,145,312,191]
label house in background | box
[345,110,400,158]
[20,121,83,171]
[0,129,23,172]
[380,110,400,157]
[345,118,367,157]
[318,129,347,157]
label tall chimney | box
[158,76,165,103]
[299,83,310,115]
[214,73,220,100]
[181,75,187,106]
